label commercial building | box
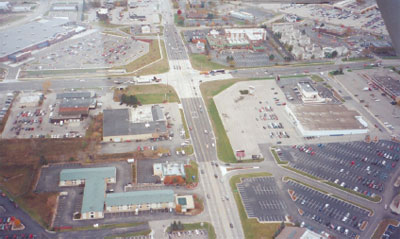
[103,105,168,142]
[59,167,116,219]
[368,41,394,55]
[285,104,368,137]
[59,167,176,219]
[105,190,175,213]
[175,195,195,213]
[0,18,85,62]
[297,82,325,103]
[272,23,348,60]
[276,227,327,239]
[153,162,186,181]
[51,92,96,123]
[207,28,266,51]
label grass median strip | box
[271,149,288,164]
[179,109,190,139]
[324,181,381,203]
[230,172,284,239]
[283,165,381,203]
[283,177,328,194]
[105,229,151,239]
[282,165,320,180]
[58,222,145,232]
[283,177,373,215]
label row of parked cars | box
[0,93,14,123]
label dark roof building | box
[103,105,167,142]
[56,92,92,99]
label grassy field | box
[114,84,180,104]
[117,39,168,74]
[310,75,324,82]
[0,14,25,27]
[134,39,169,76]
[167,222,216,239]
[0,136,99,229]
[185,160,199,184]
[176,145,194,155]
[94,21,124,28]
[119,26,130,34]
[190,54,228,71]
[179,109,190,139]
[102,30,126,37]
[230,172,284,239]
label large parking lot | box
[213,79,308,158]
[285,180,370,239]
[335,68,400,136]
[2,92,90,139]
[0,194,44,238]
[277,140,400,199]
[24,31,149,70]
[237,177,288,222]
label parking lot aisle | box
[237,176,293,223]
[278,140,400,201]
[285,179,370,239]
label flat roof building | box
[59,167,176,219]
[297,81,325,103]
[176,195,195,213]
[285,104,368,137]
[276,227,327,239]
[153,163,186,181]
[105,190,175,213]
[56,92,92,99]
[103,105,168,142]
[59,167,116,219]
[0,18,82,62]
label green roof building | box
[59,167,176,219]
[105,190,175,213]
[59,167,116,219]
